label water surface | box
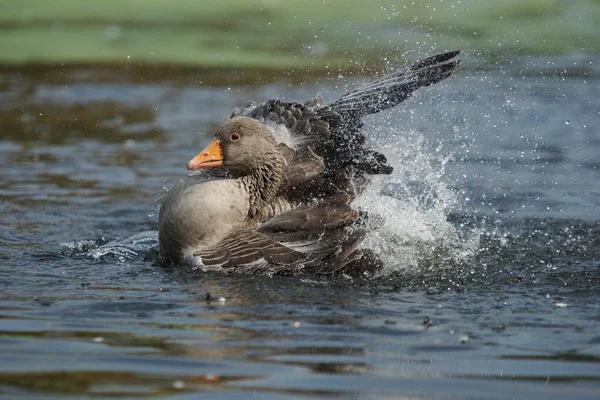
[1,54,599,398]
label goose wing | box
[227,51,460,191]
[190,204,365,274]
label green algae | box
[0,0,598,71]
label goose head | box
[187,117,281,176]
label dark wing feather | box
[279,144,326,188]
[328,51,460,118]
[257,204,358,233]
[192,230,311,273]
[191,203,364,274]
[316,228,366,274]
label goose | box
[158,51,460,274]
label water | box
[1,53,599,398]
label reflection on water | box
[1,58,600,398]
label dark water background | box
[1,53,599,398]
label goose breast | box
[158,175,250,264]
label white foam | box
[356,127,480,274]
[60,231,158,261]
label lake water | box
[1,53,599,398]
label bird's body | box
[159,175,251,265]
[158,51,461,274]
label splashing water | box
[356,127,480,274]
[60,231,158,262]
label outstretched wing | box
[316,51,461,175]
[227,52,460,200]
[328,51,461,118]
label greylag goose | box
[159,51,461,274]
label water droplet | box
[173,380,185,389]
[104,25,121,41]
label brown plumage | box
[158,51,461,274]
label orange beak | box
[186,140,223,170]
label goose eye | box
[230,133,240,142]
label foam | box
[355,127,480,274]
